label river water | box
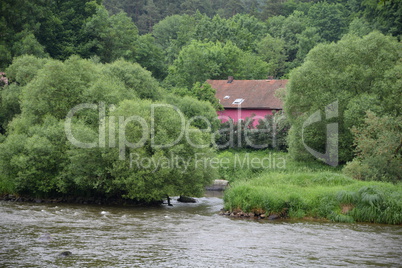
[1,194,401,267]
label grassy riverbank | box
[215,149,338,182]
[220,150,402,225]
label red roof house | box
[207,78,287,126]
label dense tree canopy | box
[0,56,218,200]
[285,32,402,165]
[165,40,269,89]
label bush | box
[343,111,402,183]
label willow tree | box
[0,55,218,200]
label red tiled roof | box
[207,79,287,109]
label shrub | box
[343,111,402,183]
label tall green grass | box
[223,172,402,224]
[216,149,339,183]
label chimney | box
[227,76,234,83]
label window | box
[232,98,244,105]
[224,96,230,100]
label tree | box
[172,82,223,111]
[152,14,197,64]
[103,59,163,101]
[361,0,402,38]
[0,55,219,201]
[0,83,22,134]
[261,0,288,19]
[12,31,49,58]
[180,0,213,16]
[0,0,101,62]
[347,17,373,37]
[137,0,161,34]
[19,56,99,123]
[307,2,350,42]
[267,11,311,74]
[344,111,402,183]
[194,14,265,51]
[165,40,269,89]
[80,6,138,63]
[135,34,167,80]
[285,32,402,164]
[152,14,192,50]
[0,116,69,196]
[0,44,12,70]
[0,55,50,133]
[164,92,221,132]
[5,55,49,86]
[255,34,287,78]
[100,99,217,202]
[294,27,322,67]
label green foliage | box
[135,34,167,80]
[285,32,402,163]
[195,14,266,51]
[267,11,311,73]
[164,93,221,132]
[1,55,49,133]
[347,17,373,37]
[152,14,198,64]
[344,112,402,183]
[360,0,402,38]
[12,30,49,58]
[0,83,22,133]
[0,116,68,197]
[165,40,268,89]
[294,27,322,66]
[0,0,102,61]
[307,1,349,42]
[224,171,402,224]
[5,55,49,86]
[103,59,163,100]
[80,6,138,63]
[108,99,217,201]
[255,34,287,78]
[20,56,99,122]
[188,82,223,110]
[0,55,219,201]
[0,44,12,69]
[254,112,290,151]
[152,14,193,50]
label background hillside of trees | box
[1,0,401,79]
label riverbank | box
[0,194,163,206]
[223,171,402,225]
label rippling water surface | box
[1,194,401,267]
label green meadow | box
[220,150,402,225]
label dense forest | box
[0,0,401,202]
[1,0,401,77]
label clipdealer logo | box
[302,100,339,167]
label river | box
[1,194,401,267]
